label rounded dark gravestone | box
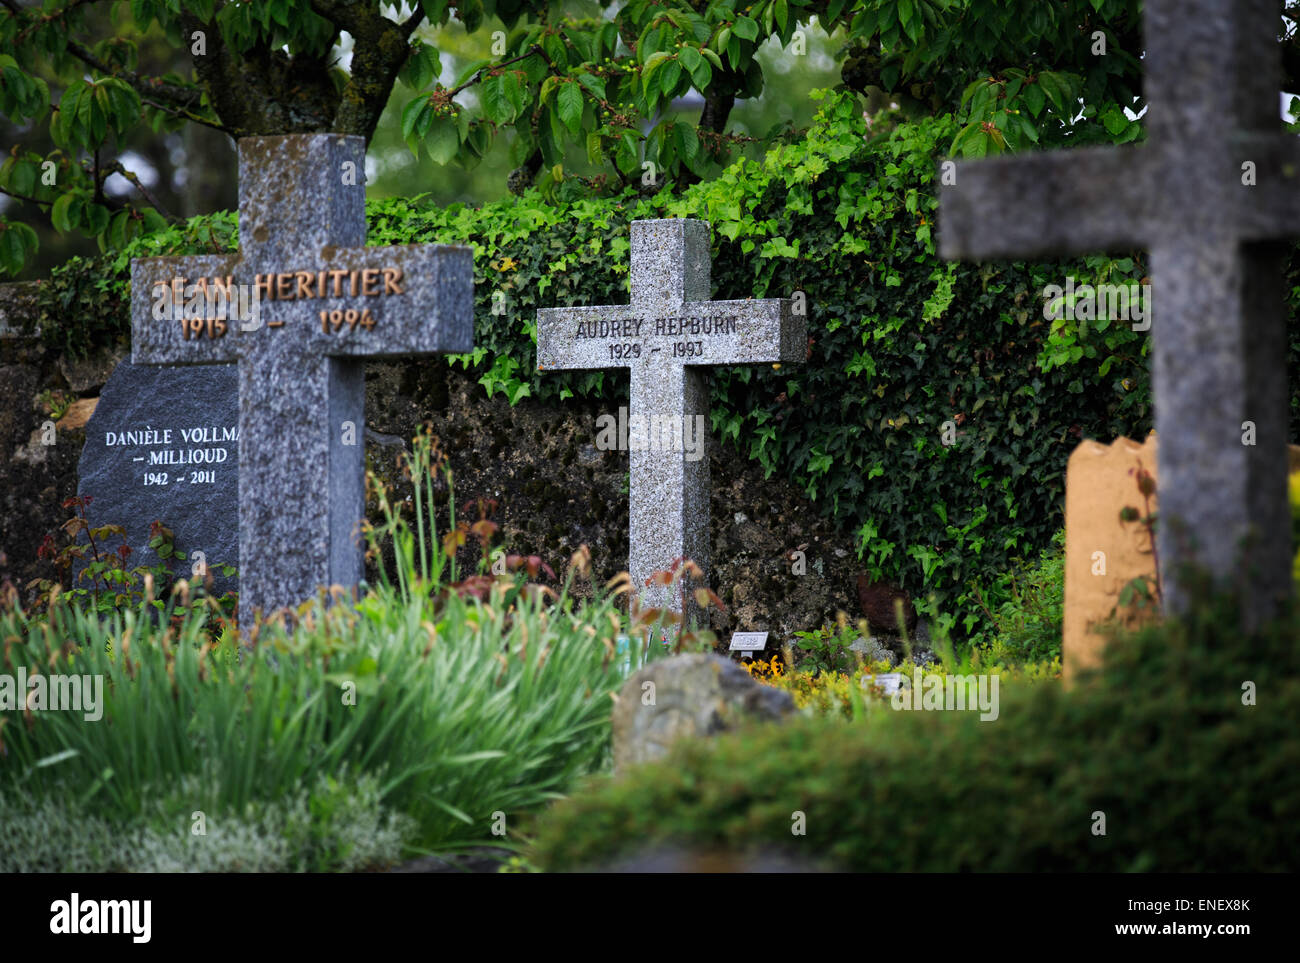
[76,361,239,595]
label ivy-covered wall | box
[26,89,1300,633]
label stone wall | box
[2,281,873,647]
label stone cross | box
[940,0,1296,620]
[537,219,804,631]
[130,135,472,627]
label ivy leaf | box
[1102,106,1130,136]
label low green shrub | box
[531,581,1299,871]
[973,531,1065,664]
[0,773,413,873]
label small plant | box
[36,389,74,421]
[791,614,866,676]
[25,495,236,638]
[1116,459,1162,614]
[967,530,1065,664]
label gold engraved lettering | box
[382,267,404,295]
[276,273,295,300]
[362,268,380,296]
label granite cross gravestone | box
[77,361,239,595]
[130,134,473,626]
[537,219,805,630]
[940,0,1296,620]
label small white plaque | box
[862,673,904,696]
[728,631,769,652]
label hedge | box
[28,88,1300,634]
[529,584,1300,872]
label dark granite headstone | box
[77,361,239,595]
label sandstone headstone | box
[76,361,239,595]
[941,0,1296,623]
[129,134,473,626]
[1065,434,1300,681]
[611,653,794,771]
[537,219,805,630]
[1063,434,1160,682]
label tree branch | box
[61,35,206,111]
[0,186,53,209]
[449,45,544,98]
[102,160,180,222]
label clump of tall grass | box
[0,429,653,869]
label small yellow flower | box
[497,257,519,272]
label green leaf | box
[679,46,702,75]
[1102,106,1130,136]
[659,59,682,97]
[688,57,712,90]
[501,71,525,121]
[427,118,461,165]
[51,192,79,233]
[482,75,509,125]
[642,50,672,94]
[1023,83,1045,118]
[557,81,584,137]
[399,42,441,91]
[673,121,700,161]
[400,96,429,144]
[576,72,606,102]
[732,17,759,42]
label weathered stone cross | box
[130,134,473,627]
[538,219,804,630]
[941,0,1296,619]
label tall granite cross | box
[130,135,472,627]
[537,219,804,630]
[940,0,1296,619]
